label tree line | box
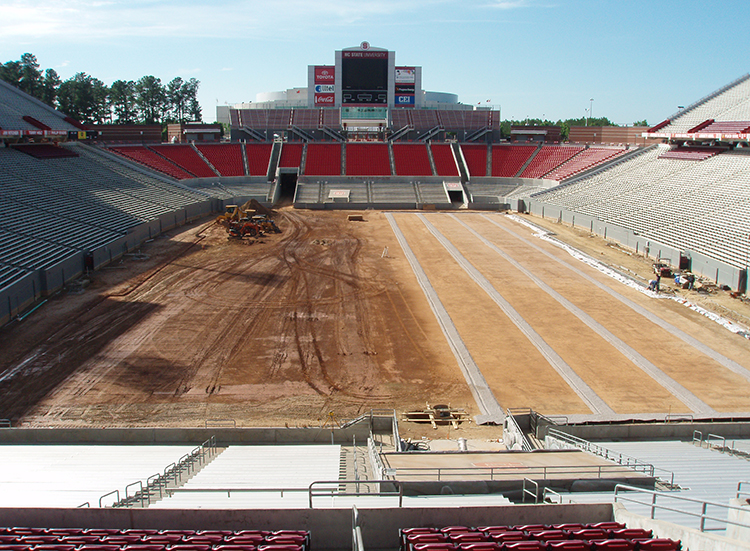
[0,53,202,126]
[499,117,649,141]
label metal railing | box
[522,477,539,503]
[384,463,652,482]
[737,481,750,499]
[367,436,386,480]
[165,479,404,508]
[100,436,218,508]
[545,429,676,487]
[504,409,532,452]
[693,430,750,460]
[614,483,750,533]
[0,419,11,428]
[352,506,365,551]
[309,480,403,508]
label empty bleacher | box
[399,523,680,551]
[0,79,80,133]
[653,74,750,134]
[245,143,273,176]
[520,145,584,179]
[345,143,392,176]
[304,143,342,176]
[151,145,217,178]
[393,143,433,176]
[657,146,724,161]
[545,147,627,181]
[0,526,311,551]
[292,109,322,129]
[461,144,488,178]
[431,144,459,177]
[533,145,750,269]
[279,143,304,169]
[490,145,537,177]
[110,146,195,180]
[196,144,246,177]
[699,120,750,134]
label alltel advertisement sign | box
[315,66,335,84]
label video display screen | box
[342,52,388,104]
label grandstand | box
[2,49,750,551]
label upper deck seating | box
[320,109,340,128]
[697,120,750,134]
[393,143,433,176]
[491,145,536,177]
[431,144,459,176]
[245,144,273,176]
[391,109,413,129]
[412,110,441,130]
[12,144,79,159]
[657,147,724,161]
[196,144,245,177]
[653,75,750,134]
[279,143,304,169]
[545,147,627,181]
[291,109,319,129]
[345,143,391,176]
[461,144,488,178]
[304,143,342,176]
[151,145,216,178]
[110,146,195,180]
[520,145,584,179]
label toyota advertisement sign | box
[314,66,335,83]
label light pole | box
[589,98,594,124]
[585,108,589,127]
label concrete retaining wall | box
[542,421,750,441]
[0,426,376,445]
[525,200,744,289]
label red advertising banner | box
[314,93,335,105]
[315,66,335,84]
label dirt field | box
[0,208,749,430]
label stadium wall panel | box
[0,271,42,325]
[40,253,85,295]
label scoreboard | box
[341,50,389,105]
[308,43,422,108]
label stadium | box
[1,41,750,551]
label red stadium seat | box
[548,541,590,551]
[551,524,586,532]
[256,545,303,551]
[608,529,652,540]
[411,544,456,551]
[527,530,567,542]
[632,539,680,551]
[587,523,625,531]
[407,534,449,544]
[587,540,635,551]
[502,542,546,551]
[449,533,489,543]
[570,529,608,541]
[488,531,526,543]
[476,527,511,533]
[458,543,500,551]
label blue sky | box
[1,0,747,126]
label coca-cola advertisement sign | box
[314,93,335,105]
[315,66,335,84]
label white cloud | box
[0,0,453,44]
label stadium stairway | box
[117,442,227,509]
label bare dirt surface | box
[1,208,749,433]
[0,209,472,429]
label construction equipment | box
[402,403,470,429]
[227,221,263,238]
[215,200,281,239]
[252,215,281,234]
